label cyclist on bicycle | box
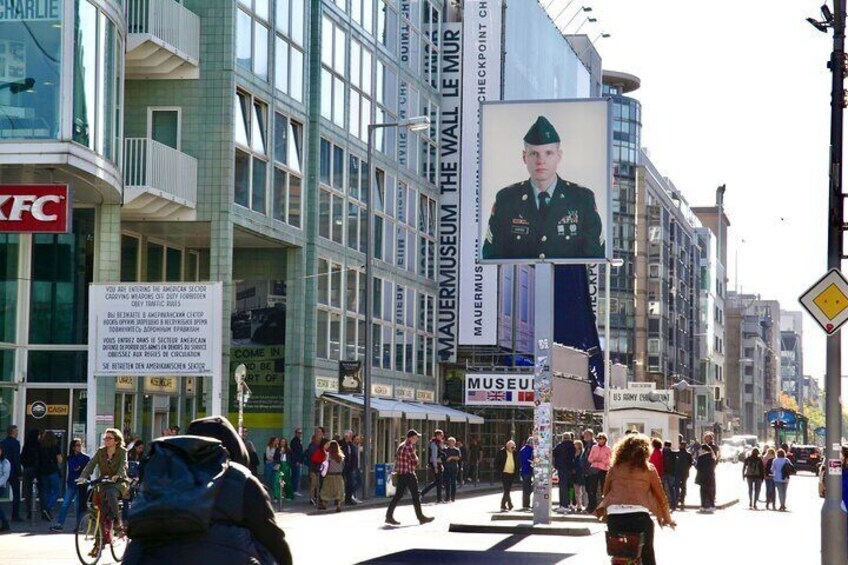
[76,428,129,533]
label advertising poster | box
[478,99,612,264]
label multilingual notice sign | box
[89,282,223,376]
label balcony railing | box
[123,138,197,219]
[126,0,200,79]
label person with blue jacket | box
[519,437,534,510]
[50,438,90,532]
[770,448,795,511]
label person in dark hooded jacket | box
[124,416,292,565]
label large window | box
[73,0,122,163]
[319,138,346,244]
[0,235,18,343]
[272,111,304,228]
[274,0,305,101]
[320,16,346,128]
[0,1,62,139]
[237,0,270,81]
[234,91,269,213]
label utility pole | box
[820,2,848,563]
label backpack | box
[128,436,229,540]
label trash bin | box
[375,463,395,497]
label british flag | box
[487,391,513,402]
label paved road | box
[1,462,825,564]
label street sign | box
[799,269,848,335]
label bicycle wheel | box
[75,512,103,565]
[109,522,128,562]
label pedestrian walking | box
[467,437,482,485]
[763,447,777,510]
[306,432,326,506]
[319,440,345,512]
[0,443,11,532]
[0,425,21,523]
[495,440,518,512]
[595,433,675,565]
[38,431,62,521]
[275,437,294,501]
[660,440,678,511]
[648,438,664,478]
[50,438,90,532]
[573,440,588,512]
[703,431,720,505]
[586,432,611,513]
[341,431,359,505]
[457,439,468,488]
[264,437,279,492]
[552,432,576,513]
[385,430,433,525]
[419,430,445,503]
[770,448,795,511]
[519,437,534,510]
[442,437,462,502]
[20,429,41,520]
[290,428,304,496]
[674,436,693,511]
[695,443,717,513]
[742,447,765,510]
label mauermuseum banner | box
[478,99,612,265]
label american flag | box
[467,390,488,401]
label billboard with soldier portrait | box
[478,99,612,264]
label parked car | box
[790,445,823,473]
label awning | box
[321,393,484,424]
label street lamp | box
[233,363,251,437]
[363,114,431,500]
[573,16,597,35]
[562,6,592,32]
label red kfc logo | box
[0,185,70,233]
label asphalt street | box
[0,462,825,564]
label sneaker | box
[310,497,317,506]
[49,525,63,533]
[42,510,53,522]
[554,506,568,514]
[293,492,304,497]
[419,516,434,525]
[385,517,400,525]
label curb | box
[491,513,599,523]
[449,522,593,536]
[680,498,739,511]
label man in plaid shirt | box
[385,430,434,525]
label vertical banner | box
[438,23,462,363]
[459,0,501,345]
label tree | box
[803,401,825,431]
[778,392,799,412]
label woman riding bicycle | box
[76,428,129,532]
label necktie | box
[538,191,550,219]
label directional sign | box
[799,269,848,335]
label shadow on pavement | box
[356,548,573,564]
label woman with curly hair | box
[320,440,345,512]
[594,434,675,565]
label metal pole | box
[363,124,375,501]
[823,2,847,563]
[532,262,554,525]
[603,262,611,439]
[237,385,244,438]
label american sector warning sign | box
[799,269,848,336]
[89,283,223,376]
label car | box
[719,438,744,463]
[789,445,823,473]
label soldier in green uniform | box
[482,116,605,260]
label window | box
[234,91,269,213]
[351,0,374,33]
[237,1,270,80]
[272,112,304,227]
[321,16,347,128]
[348,39,373,141]
[274,0,305,101]
[319,138,346,244]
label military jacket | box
[482,177,605,260]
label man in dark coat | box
[341,430,360,505]
[552,432,576,511]
[1,425,21,521]
[289,428,304,496]
[674,435,693,510]
[482,116,605,260]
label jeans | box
[55,484,87,528]
[521,473,532,508]
[419,464,443,502]
[343,468,355,502]
[501,473,516,510]
[699,482,712,509]
[41,472,61,511]
[746,477,763,506]
[557,468,570,507]
[263,461,276,492]
[585,471,599,511]
[662,475,677,509]
[765,478,776,506]
[290,463,302,493]
[607,512,656,565]
[775,481,788,509]
[386,473,426,521]
[676,475,688,508]
[443,469,458,501]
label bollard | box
[30,478,39,525]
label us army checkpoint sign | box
[799,269,848,335]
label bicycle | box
[75,477,129,565]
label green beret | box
[523,116,560,145]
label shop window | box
[28,351,87,383]
[0,235,19,343]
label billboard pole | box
[532,262,554,525]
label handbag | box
[586,465,601,476]
[390,471,398,487]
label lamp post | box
[573,16,597,35]
[233,363,250,437]
[562,6,592,32]
[363,115,431,501]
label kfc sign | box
[0,185,70,233]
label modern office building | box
[780,310,804,408]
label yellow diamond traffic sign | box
[812,283,848,320]
[800,269,848,335]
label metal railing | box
[124,138,197,205]
[127,0,200,62]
